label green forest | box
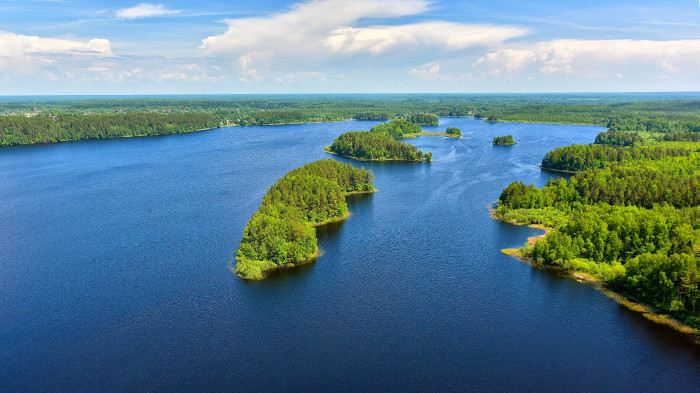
[2,94,699,147]
[235,159,374,280]
[406,113,439,125]
[493,135,516,145]
[495,122,700,328]
[445,127,461,137]
[369,119,422,139]
[0,113,218,145]
[327,131,431,161]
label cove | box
[0,118,698,391]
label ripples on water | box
[0,118,698,392]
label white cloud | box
[0,31,112,58]
[409,62,441,81]
[200,0,527,81]
[274,71,328,83]
[117,3,180,19]
[200,0,432,55]
[473,39,700,79]
[326,23,528,54]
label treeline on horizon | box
[495,122,699,328]
[2,94,699,147]
[235,159,374,280]
[0,113,218,146]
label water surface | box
[1,118,698,391]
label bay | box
[0,118,698,391]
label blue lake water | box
[1,118,698,391]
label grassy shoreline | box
[236,249,322,280]
[487,202,700,345]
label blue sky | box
[1,0,699,94]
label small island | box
[235,159,375,280]
[327,131,431,162]
[445,127,461,137]
[493,134,517,145]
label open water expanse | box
[1,118,698,391]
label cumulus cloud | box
[274,71,328,84]
[0,31,112,58]
[117,3,180,19]
[473,39,700,79]
[200,0,432,55]
[200,0,527,81]
[325,22,527,54]
[409,62,441,80]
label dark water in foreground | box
[1,118,698,392]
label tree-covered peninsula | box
[235,159,374,280]
[494,125,700,329]
[327,131,431,162]
[493,135,516,145]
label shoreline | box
[402,132,465,139]
[239,189,377,280]
[325,150,427,162]
[538,166,579,175]
[487,202,700,345]
[237,249,322,281]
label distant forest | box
[1,94,698,146]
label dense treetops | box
[406,113,439,126]
[235,159,374,280]
[473,99,700,126]
[496,123,700,327]
[0,113,218,146]
[328,131,431,162]
[3,95,698,147]
[353,113,389,121]
[607,117,700,134]
[493,135,516,145]
[540,144,693,172]
[445,127,461,137]
[370,119,422,139]
[594,130,642,146]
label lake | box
[1,118,698,391]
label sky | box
[1,0,699,94]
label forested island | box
[493,135,516,145]
[446,127,461,137]
[494,122,699,332]
[235,159,374,280]
[327,131,431,161]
